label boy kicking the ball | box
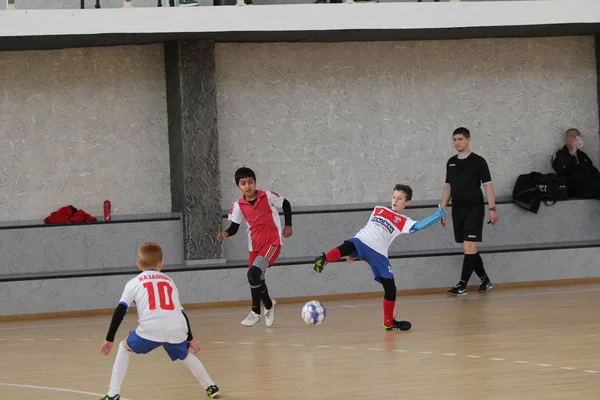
[313,184,446,331]
[99,242,220,399]
[217,167,293,328]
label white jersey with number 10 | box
[118,270,188,343]
[354,206,417,257]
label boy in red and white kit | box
[217,167,293,327]
[314,185,446,331]
[99,242,219,400]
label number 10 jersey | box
[118,270,188,343]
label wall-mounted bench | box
[1,198,599,282]
[0,213,183,282]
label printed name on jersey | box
[371,216,395,233]
[138,273,172,282]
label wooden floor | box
[1,284,600,400]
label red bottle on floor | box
[103,200,111,221]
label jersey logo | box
[372,207,407,231]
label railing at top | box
[1,0,546,12]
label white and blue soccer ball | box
[301,300,326,326]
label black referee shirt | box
[445,152,492,206]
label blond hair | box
[137,242,163,269]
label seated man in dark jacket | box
[551,128,600,199]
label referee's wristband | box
[489,207,497,211]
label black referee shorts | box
[451,203,485,243]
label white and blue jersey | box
[349,206,445,282]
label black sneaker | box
[477,280,493,293]
[447,284,467,296]
[206,385,220,398]
[100,395,120,400]
[384,320,412,331]
[313,254,327,273]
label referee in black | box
[441,127,498,295]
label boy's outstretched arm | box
[409,206,447,233]
[282,198,293,238]
[100,303,128,355]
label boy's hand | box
[100,341,113,356]
[216,232,229,240]
[346,257,357,263]
[440,204,448,227]
[282,226,293,238]
[188,340,201,354]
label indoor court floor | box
[1,284,599,400]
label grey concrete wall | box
[216,37,599,208]
[0,45,170,220]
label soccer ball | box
[301,300,326,326]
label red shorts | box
[248,244,281,267]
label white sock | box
[181,354,215,389]
[108,342,132,396]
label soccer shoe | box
[241,310,261,327]
[206,385,220,398]
[264,300,276,327]
[477,280,494,293]
[313,254,327,273]
[384,320,412,331]
[99,394,120,400]
[447,284,467,296]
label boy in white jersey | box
[313,185,446,331]
[99,242,220,399]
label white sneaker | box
[264,300,276,328]
[241,311,261,327]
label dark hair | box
[393,184,413,201]
[453,127,470,139]
[235,167,256,185]
[565,128,580,137]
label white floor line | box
[3,286,600,331]
[0,382,133,399]
[490,358,505,361]
[537,364,553,367]
[560,367,576,370]
[583,370,598,374]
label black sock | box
[472,253,489,282]
[459,254,477,286]
[260,280,273,310]
[251,286,262,315]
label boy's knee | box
[247,266,262,288]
